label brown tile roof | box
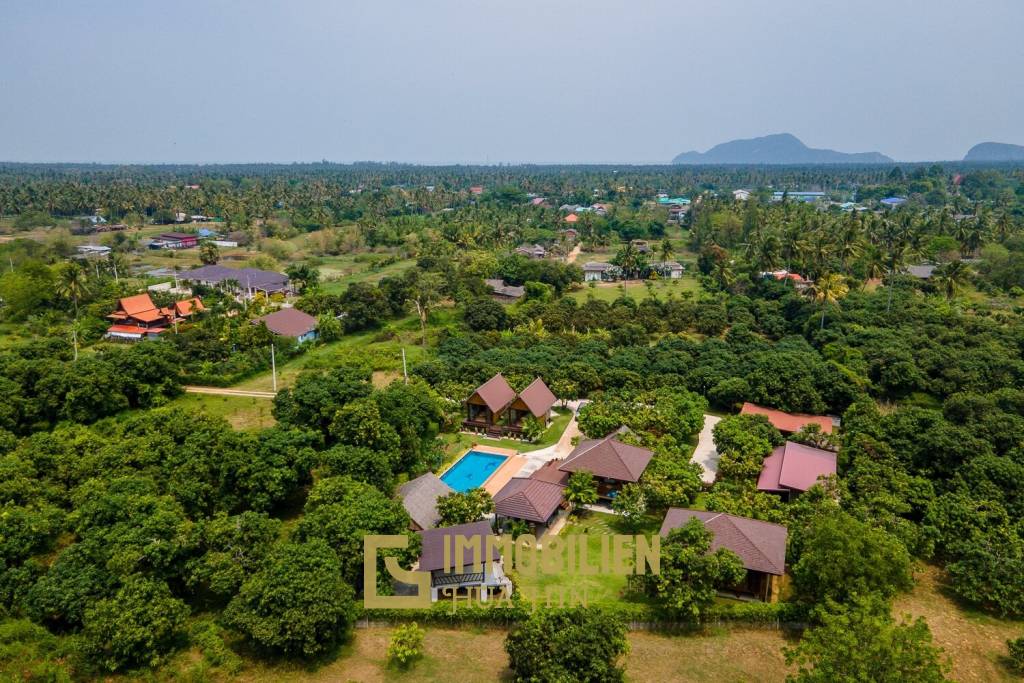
[517,377,557,418]
[419,520,498,572]
[529,460,570,486]
[757,442,837,493]
[740,402,834,435]
[254,308,318,337]
[117,293,158,316]
[660,508,788,576]
[493,477,565,524]
[470,373,517,414]
[559,431,654,482]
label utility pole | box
[402,347,408,384]
[270,343,277,392]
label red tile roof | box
[517,377,557,418]
[564,213,578,223]
[740,402,834,435]
[660,508,788,576]
[493,477,565,524]
[470,373,517,414]
[559,431,654,482]
[419,520,498,572]
[117,293,158,316]
[106,324,165,335]
[757,442,837,493]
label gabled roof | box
[529,459,570,486]
[583,261,614,271]
[469,373,517,413]
[174,297,205,316]
[517,377,557,418]
[484,279,526,299]
[740,402,834,435]
[559,431,654,482]
[254,308,318,337]
[117,293,158,316]
[130,307,166,323]
[660,508,788,576]
[758,441,837,493]
[399,473,454,530]
[419,520,499,572]
[493,477,565,524]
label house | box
[564,213,579,224]
[530,197,549,207]
[558,430,654,500]
[761,270,811,290]
[399,473,454,531]
[493,477,567,533]
[880,197,908,209]
[149,232,198,250]
[583,262,618,282]
[462,374,556,438]
[631,239,652,254]
[418,520,511,602]
[469,186,484,195]
[515,244,547,259]
[561,228,578,241]
[485,278,526,303]
[905,264,936,279]
[740,402,835,436]
[656,196,691,206]
[757,441,837,500]
[105,293,204,340]
[179,264,290,298]
[649,260,684,279]
[253,308,318,343]
[75,244,111,258]
[590,203,609,216]
[733,189,751,201]
[771,191,826,204]
[660,509,787,602]
[507,377,558,428]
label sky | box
[1,0,1022,164]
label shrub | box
[506,608,629,683]
[387,622,425,670]
[1008,636,1024,673]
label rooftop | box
[516,377,557,418]
[399,473,454,530]
[559,430,654,482]
[469,373,517,413]
[757,441,837,493]
[493,477,565,524]
[254,308,318,337]
[419,520,499,572]
[740,402,834,435]
[660,508,788,576]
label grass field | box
[568,275,701,303]
[167,393,277,430]
[439,407,574,460]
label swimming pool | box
[441,450,509,492]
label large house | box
[558,430,654,500]
[106,293,204,340]
[660,509,788,602]
[418,520,512,602]
[757,441,837,500]
[740,402,834,436]
[179,264,290,298]
[399,473,454,531]
[462,373,557,438]
[252,308,318,343]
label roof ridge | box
[712,516,780,574]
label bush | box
[387,622,425,670]
[506,607,629,682]
[1008,636,1024,673]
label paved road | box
[691,414,722,484]
[184,385,277,399]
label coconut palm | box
[810,273,849,330]
[55,261,90,318]
[933,260,971,300]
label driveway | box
[691,414,721,484]
[515,399,586,477]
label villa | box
[757,441,837,500]
[418,520,512,602]
[462,373,557,438]
[558,430,654,500]
[178,264,291,298]
[740,402,835,436]
[660,508,788,602]
[105,293,204,340]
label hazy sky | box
[2,1,1022,164]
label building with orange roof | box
[739,402,834,435]
[106,293,204,341]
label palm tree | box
[564,470,598,513]
[55,261,89,319]
[933,260,971,300]
[659,237,673,263]
[811,273,849,330]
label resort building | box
[418,520,512,602]
[757,441,837,500]
[462,374,558,438]
[399,473,454,531]
[660,508,788,602]
[558,430,654,501]
[740,402,835,436]
[105,293,204,340]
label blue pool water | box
[441,450,508,492]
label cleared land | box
[568,276,701,303]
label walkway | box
[514,400,586,478]
[565,243,582,264]
[184,385,277,399]
[691,414,721,484]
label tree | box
[79,577,190,672]
[610,241,647,279]
[520,415,546,443]
[317,443,395,492]
[198,240,219,265]
[436,488,494,526]
[810,273,848,330]
[659,237,674,262]
[791,511,913,605]
[505,608,629,683]
[273,365,372,434]
[224,540,357,658]
[407,270,444,345]
[463,296,508,331]
[650,519,745,620]
[611,483,647,530]
[564,470,599,511]
[785,595,951,683]
[933,260,970,300]
[54,261,89,318]
[1008,636,1024,674]
[285,263,320,292]
[186,511,281,600]
[387,622,425,670]
[329,396,401,453]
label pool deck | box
[461,444,527,496]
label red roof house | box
[740,402,834,435]
[564,213,579,224]
[757,441,837,498]
[660,508,788,602]
[509,377,558,427]
[106,293,203,340]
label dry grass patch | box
[625,627,790,682]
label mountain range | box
[963,142,1024,162]
[672,133,893,165]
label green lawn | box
[316,255,416,294]
[166,393,277,430]
[515,510,663,606]
[568,275,701,303]
[439,407,573,459]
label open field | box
[568,275,701,303]
[167,393,277,430]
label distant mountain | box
[963,142,1024,162]
[672,133,893,165]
